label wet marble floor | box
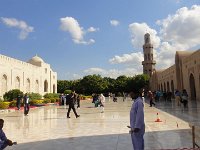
[1,97,200,150]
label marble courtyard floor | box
[1,97,200,150]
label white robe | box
[130,97,145,150]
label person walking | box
[67,91,80,118]
[0,119,14,150]
[16,94,22,110]
[181,89,188,108]
[99,94,105,113]
[148,91,155,107]
[129,89,145,150]
[175,90,181,106]
[76,94,80,109]
[23,93,30,116]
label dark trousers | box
[24,103,29,115]
[67,104,78,117]
[150,99,155,107]
[77,100,80,108]
[0,141,8,150]
[17,101,21,110]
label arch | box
[161,83,163,92]
[26,78,30,93]
[199,75,200,90]
[189,73,196,100]
[35,80,39,93]
[151,54,153,60]
[164,82,166,92]
[167,81,170,92]
[148,54,150,60]
[171,80,174,96]
[44,80,48,92]
[15,76,20,89]
[53,84,56,93]
[2,74,8,94]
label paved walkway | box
[1,97,200,150]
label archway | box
[26,78,30,93]
[53,84,55,93]
[161,83,163,92]
[167,81,170,92]
[15,77,20,89]
[35,80,39,93]
[164,82,166,92]
[2,75,7,94]
[189,73,196,100]
[44,80,48,92]
[171,80,174,97]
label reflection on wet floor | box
[1,97,200,150]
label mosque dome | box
[28,55,44,66]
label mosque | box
[0,54,57,98]
[142,33,200,101]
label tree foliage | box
[57,74,149,95]
[3,89,23,101]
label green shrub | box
[64,90,72,95]
[50,98,56,103]
[56,98,60,102]
[116,92,122,97]
[29,100,44,105]
[3,89,23,101]
[43,99,51,104]
[28,93,42,100]
[43,93,59,99]
[0,102,10,109]
[9,100,17,107]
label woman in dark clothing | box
[181,89,188,108]
[67,91,80,118]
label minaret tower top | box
[142,33,156,77]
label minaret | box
[142,33,156,77]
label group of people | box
[16,93,30,116]
[1,88,191,150]
[92,93,105,113]
[175,89,188,108]
[144,89,189,108]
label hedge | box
[0,102,10,109]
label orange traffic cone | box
[155,113,162,122]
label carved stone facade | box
[0,54,57,98]
[143,33,200,101]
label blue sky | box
[0,0,200,80]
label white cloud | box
[125,5,200,70]
[1,17,34,40]
[84,67,141,79]
[109,52,143,64]
[157,5,200,50]
[60,17,96,45]
[87,27,99,32]
[129,22,160,49]
[84,67,105,74]
[110,20,120,26]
